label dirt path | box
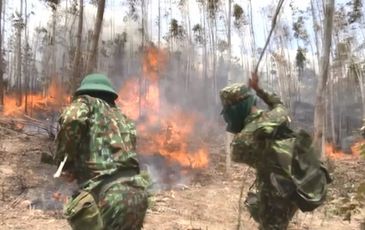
[0,127,363,230]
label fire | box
[325,141,364,160]
[325,142,348,160]
[2,79,70,117]
[136,109,209,168]
[118,46,209,169]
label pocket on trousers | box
[64,190,104,230]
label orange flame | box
[325,142,348,159]
[325,141,363,160]
[2,79,70,116]
[118,46,208,169]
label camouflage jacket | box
[55,95,141,190]
[231,88,291,177]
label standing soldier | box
[54,73,150,230]
[219,73,331,229]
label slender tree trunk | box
[225,0,232,173]
[310,0,322,62]
[0,0,3,105]
[211,17,217,102]
[85,0,105,74]
[15,0,23,106]
[203,8,208,98]
[24,0,29,113]
[354,62,365,118]
[185,0,192,91]
[329,69,336,144]
[249,0,256,67]
[72,0,83,90]
[158,0,161,48]
[313,0,335,156]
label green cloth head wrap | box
[222,95,256,133]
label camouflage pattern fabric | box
[223,85,297,229]
[219,83,252,107]
[55,95,150,230]
[256,180,297,230]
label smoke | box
[106,44,227,189]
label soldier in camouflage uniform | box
[54,73,150,230]
[220,73,298,230]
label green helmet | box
[75,73,118,100]
[219,83,251,107]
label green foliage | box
[178,0,187,8]
[42,0,60,10]
[192,24,204,45]
[192,24,202,32]
[292,16,309,44]
[233,4,247,30]
[207,0,219,18]
[218,40,228,53]
[347,0,363,23]
[295,47,306,71]
[114,32,127,45]
[126,0,140,21]
[334,6,348,33]
[168,19,186,41]
[233,4,243,20]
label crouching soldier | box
[219,73,332,229]
[54,73,150,230]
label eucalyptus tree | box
[72,0,83,90]
[85,0,106,74]
[0,0,4,105]
[313,0,335,156]
[232,3,247,69]
[13,0,24,105]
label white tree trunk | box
[15,0,23,105]
[0,0,3,105]
[72,0,83,90]
[313,0,335,157]
[85,0,105,74]
[225,0,232,173]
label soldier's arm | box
[249,76,290,139]
[249,72,283,110]
[255,88,283,110]
[54,96,90,164]
[231,132,257,167]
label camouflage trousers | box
[246,181,298,230]
[64,177,149,230]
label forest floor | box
[0,120,364,230]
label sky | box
[4,0,310,45]
[3,0,353,67]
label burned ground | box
[0,121,364,230]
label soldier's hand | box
[249,72,260,91]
